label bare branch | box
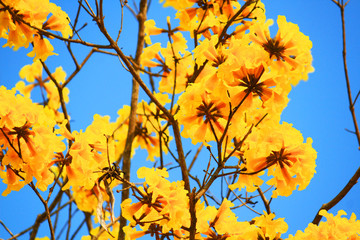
[312,166,360,225]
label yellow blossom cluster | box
[15,60,70,122]
[229,122,317,197]
[0,86,65,196]
[121,167,292,240]
[113,94,172,161]
[0,0,72,61]
[287,210,360,240]
[59,114,119,191]
[121,167,190,238]
[253,211,288,240]
[2,0,358,240]
[56,96,172,214]
[141,0,316,198]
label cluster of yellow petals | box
[55,115,121,222]
[59,114,118,190]
[176,80,229,144]
[121,167,190,239]
[133,97,172,161]
[0,86,65,196]
[0,0,72,61]
[143,0,317,198]
[16,60,70,121]
[253,211,288,240]
[160,0,265,39]
[114,93,171,161]
[286,210,360,240]
[56,91,172,192]
[196,199,259,240]
[2,1,351,240]
[229,121,317,198]
[141,33,192,94]
[249,15,314,84]
[122,168,292,240]
[72,185,110,213]
[55,95,172,214]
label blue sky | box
[1,0,360,239]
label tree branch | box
[117,0,148,239]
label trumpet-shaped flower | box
[249,16,314,85]
[121,167,189,236]
[253,211,288,240]
[113,96,171,161]
[0,86,65,195]
[241,122,317,198]
[197,199,259,240]
[144,19,164,45]
[1,0,71,61]
[17,61,70,115]
[176,81,229,144]
[61,114,119,190]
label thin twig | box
[257,187,271,214]
[29,183,55,240]
[188,144,204,172]
[224,178,261,215]
[63,48,96,88]
[0,220,16,239]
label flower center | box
[266,147,293,169]
[262,38,286,61]
[196,100,224,124]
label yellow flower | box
[27,35,57,61]
[198,199,259,239]
[169,31,188,55]
[0,166,27,196]
[1,0,71,61]
[228,173,264,193]
[142,38,193,94]
[144,19,163,45]
[17,61,70,112]
[43,3,72,38]
[253,211,288,240]
[193,35,223,67]
[249,16,314,85]
[140,43,163,67]
[176,81,229,144]
[0,86,65,195]
[286,210,360,240]
[243,122,317,198]
[121,167,189,235]
[158,46,194,94]
[160,0,196,10]
[62,114,118,190]
[122,225,146,240]
[19,60,43,82]
[113,98,171,161]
